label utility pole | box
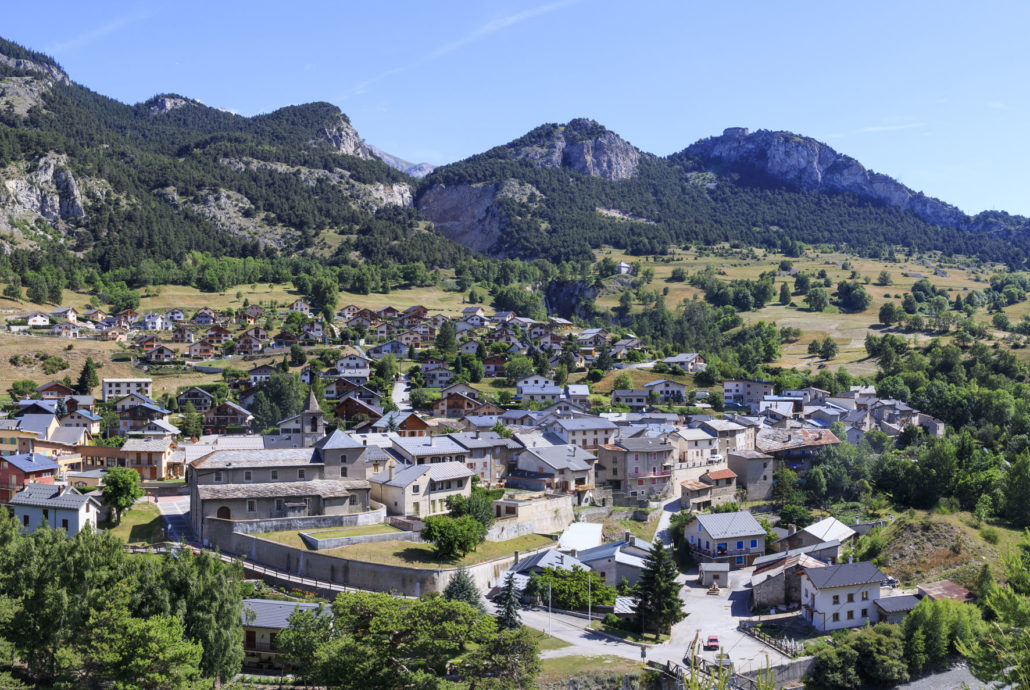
[587,573,592,623]
[548,581,552,635]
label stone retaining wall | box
[299,530,423,550]
[224,504,386,535]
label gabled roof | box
[798,516,857,544]
[314,429,365,451]
[523,444,595,472]
[555,417,617,431]
[10,483,95,509]
[3,453,59,474]
[804,562,885,590]
[752,540,841,569]
[512,549,588,573]
[874,594,921,614]
[693,511,765,539]
[242,599,327,629]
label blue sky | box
[4,1,1028,215]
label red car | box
[705,635,720,650]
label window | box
[847,593,854,603]
[22,515,28,527]
[244,471,252,481]
[340,467,348,477]
[349,495,357,505]
[298,470,305,479]
[246,500,256,513]
[214,470,223,482]
[861,591,869,601]
[271,471,278,480]
[861,608,868,618]
[832,595,840,605]
[61,519,68,530]
[412,484,420,493]
[832,613,840,622]
[275,500,283,511]
[846,610,854,620]
[750,539,758,548]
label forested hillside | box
[0,37,469,279]
[417,122,1030,267]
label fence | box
[737,621,806,658]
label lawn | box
[102,502,165,544]
[254,523,402,549]
[536,655,642,686]
[587,620,669,644]
[526,627,571,651]
[328,533,553,568]
[612,517,660,543]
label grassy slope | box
[317,533,553,568]
[595,245,1013,376]
[101,502,164,544]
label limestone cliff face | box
[0,152,99,248]
[147,94,195,114]
[417,179,542,254]
[506,118,641,181]
[0,53,68,84]
[684,128,967,228]
[321,114,373,159]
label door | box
[245,630,256,650]
[216,506,231,520]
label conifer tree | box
[635,541,683,637]
[76,357,100,394]
[497,572,522,629]
[443,566,484,613]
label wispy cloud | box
[855,122,926,134]
[342,0,580,98]
[50,6,159,55]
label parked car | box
[704,635,720,650]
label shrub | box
[981,527,1000,544]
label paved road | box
[392,377,412,411]
[154,495,195,543]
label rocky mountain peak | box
[145,94,197,115]
[683,127,967,228]
[505,118,641,181]
[320,112,372,160]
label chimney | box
[569,548,578,559]
[389,464,395,481]
[513,550,520,564]
[624,530,632,543]
[788,524,797,535]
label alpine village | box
[0,23,1028,690]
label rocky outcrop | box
[0,53,68,84]
[684,127,967,228]
[544,280,598,320]
[171,187,298,248]
[417,179,541,254]
[2,153,85,224]
[506,118,641,181]
[218,157,412,212]
[147,94,194,114]
[321,115,372,159]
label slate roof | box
[123,437,172,453]
[49,427,88,445]
[370,461,472,488]
[614,437,673,452]
[752,540,841,568]
[555,418,617,431]
[196,479,367,500]
[804,562,885,590]
[520,384,563,396]
[449,431,521,450]
[3,453,59,473]
[190,448,317,469]
[523,444,595,472]
[694,511,765,539]
[17,414,56,438]
[10,483,94,509]
[313,429,364,451]
[756,428,840,454]
[392,435,465,457]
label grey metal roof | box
[804,562,885,590]
[242,599,327,629]
[370,463,430,488]
[17,414,55,438]
[694,511,766,539]
[874,594,920,614]
[197,479,367,501]
[520,384,563,395]
[512,549,588,573]
[555,418,617,431]
[392,435,465,457]
[10,484,94,509]
[49,427,88,445]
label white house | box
[10,484,99,536]
[801,562,885,632]
[102,378,153,402]
[644,379,688,403]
